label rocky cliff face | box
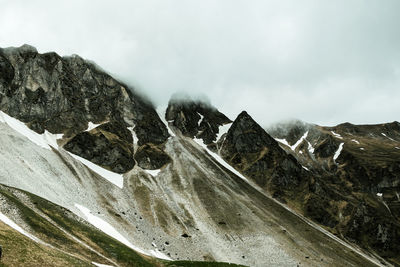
[0,44,170,173]
[63,121,135,173]
[268,120,400,265]
[166,98,231,145]
[219,111,306,201]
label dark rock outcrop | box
[219,111,305,199]
[64,121,134,173]
[267,119,400,265]
[0,44,169,145]
[134,144,171,170]
[166,99,231,144]
[0,44,171,174]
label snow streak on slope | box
[157,106,176,137]
[216,123,232,141]
[291,131,309,151]
[275,138,290,147]
[75,204,146,255]
[0,212,41,243]
[381,133,396,142]
[307,140,315,153]
[194,138,249,182]
[92,262,114,267]
[197,112,204,126]
[144,169,161,177]
[276,131,310,152]
[75,204,172,261]
[67,152,124,188]
[0,111,62,150]
[86,122,101,131]
[331,131,343,139]
[127,126,138,147]
[333,143,344,164]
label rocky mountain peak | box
[0,44,169,144]
[2,44,38,55]
[220,111,304,200]
[0,44,171,174]
[166,97,231,144]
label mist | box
[1,0,399,126]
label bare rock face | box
[0,44,170,174]
[134,143,171,170]
[64,121,134,173]
[267,119,400,265]
[166,99,231,145]
[0,44,169,145]
[219,111,305,200]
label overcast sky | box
[1,0,399,126]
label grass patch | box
[0,221,92,267]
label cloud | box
[1,0,399,126]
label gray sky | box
[1,0,399,126]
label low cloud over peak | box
[1,0,399,126]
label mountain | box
[0,44,397,266]
[267,120,400,265]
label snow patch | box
[302,166,310,171]
[86,122,101,131]
[197,112,204,126]
[275,138,290,147]
[156,106,176,137]
[377,193,383,197]
[76,204,172,261]
[381,133,396,142]
[194,138,249,182]
[0,212,41,243]
[127,127,138,146]
[0,111,64,150]
[68,152,124,188]
[291,131,309,151]
[331,131,343,139]
[144,169,161,177]
[333,143,344,163]
[395,147,400,150]
[360,147,365,151]
[92,262,114,267]
[150,249,172,260]
[75,204,152,256]
[351,139,360,144]
[307,140,315,154]
[275,131,309,152]
[216,122,232,142]
[43,130,64,149]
